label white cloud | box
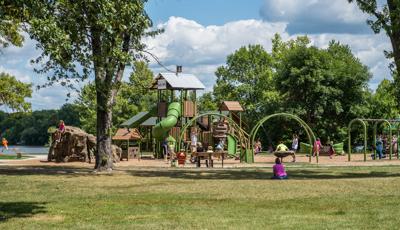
[0,15,393,110]
[260,0,371,34]
[146,17,288,90]
[147,16,392,92]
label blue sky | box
[146,0,264,26]
[0,0,393,111]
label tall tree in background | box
[0,73,32,112]
[349,0,400,101]
[273,36,371,140]
[2,1,158,170]
[368,79,399,118]
[213,44,281,127]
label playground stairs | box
[196,120,208,131]
[231,112,249,130]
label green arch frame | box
[177,112,251,162]
[347,119,367,161]
[348,118,394,161]
[249,113,317,163]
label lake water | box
[1,146,48,155]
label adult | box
[291,134,299,152]
[190,128,198,154]
[254,138,262,155]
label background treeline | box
[0,61,156,146]
[198,35,399,147]
[0,104,80,145]
[1,36,399,146]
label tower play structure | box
[147,71,253,162]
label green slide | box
[227,134,237,157]
[152,102,181,140]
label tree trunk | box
[94,89,113,170]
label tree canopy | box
[2,0,158,170]
[349,0,400,100]
[206,35,373,144]
[75,61,156,135]
[213,44,281,127]
[0,72,32,112]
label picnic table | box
[192,151,227,168]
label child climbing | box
[272,158,288,179]
[55,120,65,143]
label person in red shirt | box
[58,120,65,133]
[55,120,65,142]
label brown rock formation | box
[48,126,121,163]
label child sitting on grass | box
[272,158,288,180]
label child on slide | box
[272,158,288,179]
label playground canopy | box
[220,101,244,112]
[150,72,205,90]
[112,128,142,141]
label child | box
[272,158,288,179]
[58,120,65,133]
[313,138,322,157]
[276,141,289,152]
[2,138,8,152]
[55,120,65,143]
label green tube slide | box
[152,102,181,140]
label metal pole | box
[373,122,377,160]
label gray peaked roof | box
[151,72,205,90]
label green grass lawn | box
[0,154,29,160]
[1,165,400,229]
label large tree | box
[273,36,371,141]
[0,3,24,48]
[349,0,400,99]
[368,79,399,118]
[2,1,158,170]
[0,72,32,112]
[75,61,156,135]
[213,44,281,127]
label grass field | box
[0,154,29,160]
[1,164,400,229]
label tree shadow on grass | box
[0,202,46,222]
[126,168,400,180]
[0,165,96,177]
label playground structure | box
[118,72,254,162]
[348,118,400,161]
[249,113,317,163]
[117,70,400,165]
[118,70,326,164]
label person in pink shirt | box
[272,158,288,179]
[313,138,322,157]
